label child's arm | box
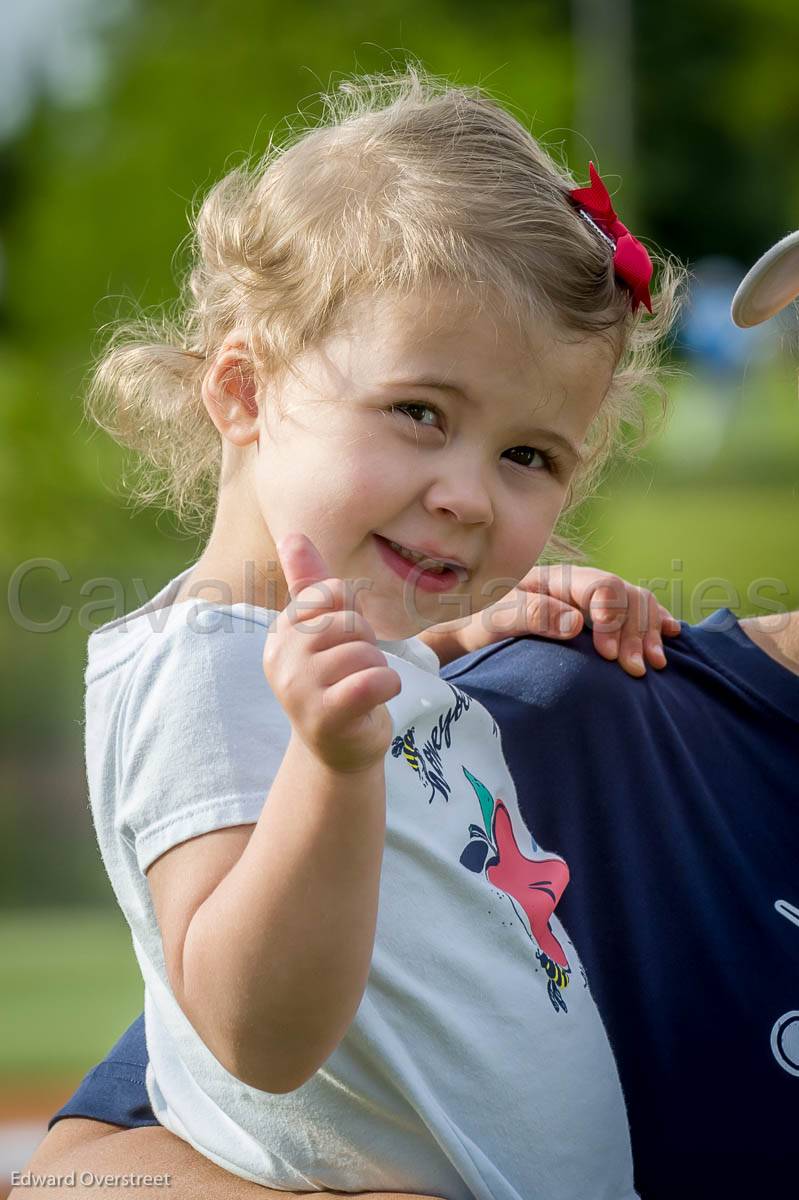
[146,534,401,1095]
[420,564,681,675]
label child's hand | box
[481,565,681,676]
[263,533,402,773]
[421,565,680,676]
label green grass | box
[586,482,799,618]
[0,909,143,1082]
[577,362,799,617]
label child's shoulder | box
[84,579,290,879]
[86,566,278,701]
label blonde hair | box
[86,66,684,557]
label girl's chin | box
[364,602,431,643]
[371,619,426,642]
[368,605,468,644]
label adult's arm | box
[11,1119,439,1200]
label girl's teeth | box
[388,539,447,574]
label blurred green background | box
[1,0,797,1095]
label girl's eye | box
[503,446,554,472]
[392,405,556,474]
[392,402,441,427]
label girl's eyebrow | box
[523,428,583,464]
[382,376,470,401]
[382,377,583,461]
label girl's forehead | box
[336,287,615,386]
[334,288,527,366]
[305,288,614,438]
[350,285,514,339]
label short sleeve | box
[114,608,291,873]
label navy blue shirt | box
[52,610,799,1197]
[442,609,799,1197]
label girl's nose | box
[422,467,494,527]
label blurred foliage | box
[0,0,797,913]
[637,0,799,263]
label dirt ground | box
[0,1079,79,1122]
[0,1078,80,1199]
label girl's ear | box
[202,332,260,447]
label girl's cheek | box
[505,521,554,575]
[351,459,406,503]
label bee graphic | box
[536,952,570,1013]
[392,724,451,804]
[391,727,429,784]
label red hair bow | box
[569,162,653,314]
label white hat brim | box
[731,230,799,327]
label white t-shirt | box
[85,565,637,1200]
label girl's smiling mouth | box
[373,534,468,592]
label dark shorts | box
[49,1015,157,1130]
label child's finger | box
[639,590,665,670]
[612,587,651,676]
[587,579,629,661]
[644,632,668,669]
[522,593,584,639]
[633,589,670,669]
[636,591,668,669]
[588,580,628,635]
[277,533,331,601]
[312,641,388,689]
[617,634,646,677]
[658,605,682,636]
[296,608,378,653]
[323,665,403,721]
[592,629,620,661]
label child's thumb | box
[276,533,330,601]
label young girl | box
[83,70,680,1199]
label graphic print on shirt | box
[771,899,799,1077]
[390,684,481,804]
[390,689,570,1012]
[460,767,572,1014]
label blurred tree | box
[0,0,796,907]
[1,0,575,903]
[1,0,573,568]
[635,0,799,262]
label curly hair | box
[86,65,684,558]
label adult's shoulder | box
[441,630,655,717]
[441,608,799,727]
